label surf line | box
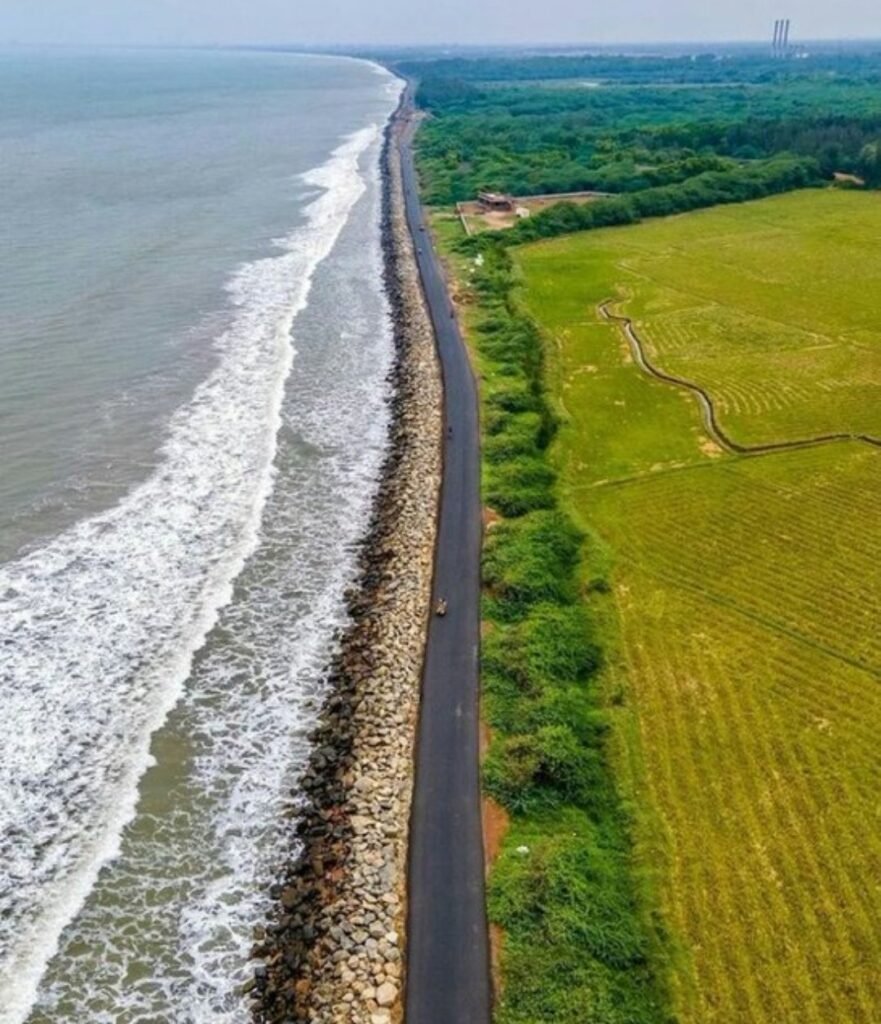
[598,300,881,457]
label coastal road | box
[397,92,492,1024]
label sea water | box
[0,48,400,1022]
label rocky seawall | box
[250,100,442,1024]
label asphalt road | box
[397,96,492,1024]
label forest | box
[398,51,881,204]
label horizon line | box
[4,35,881,52]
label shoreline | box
[250,89,443,1024]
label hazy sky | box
[5,0,881,47]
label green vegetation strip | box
[471,242,672,1024]
[494,156,822,246]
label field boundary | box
[599,299,881,455]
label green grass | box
[488,808,669,1024]
[520,189,881,447]
[514,188,881,1022]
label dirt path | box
[599,300,881,456]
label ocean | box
[0,48,400,1022]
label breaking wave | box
[0,118,391,1024]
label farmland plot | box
[516,189,881,1023]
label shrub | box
[483,411,545,463]
[484,734,544,812]
[482,603,600,687]
[485,376,542,414]
[487,817,670,1024]
[483,510,582,615]
[485,456,557,516]
[520,602,602,682]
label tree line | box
[498,155,823,245]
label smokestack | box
[773,19,781,52]
[784,19,791,51]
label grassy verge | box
[456,233,674,1024]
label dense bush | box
[484,725,603,812]
[468,237,670,1022]
[518,603,602,682]
[487,817,675,1024]
[485,456,557,516]
[483,411,545,462]
[504,154,822,244]
[483,509,581,613]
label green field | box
[515,190,881,1022]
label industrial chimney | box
[772,19,781,53]
[783,19,791,52]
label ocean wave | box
[0,121,382,1024]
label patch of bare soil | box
[479,689,510,1007]
[482,796,510,866]
[834,171,866,186]
[483,505,502,529]
[460,191,610,233]
[479,722,510,866]
[489,924,505,1003]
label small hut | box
[477,191,514,212]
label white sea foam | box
[0,121,383,1024]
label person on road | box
[434,597,448,617]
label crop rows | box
[613,566,881,1022]
[516,190,881,1023]
[632,298,881,443]
[602,447,881,1023]
[596,447,881,673]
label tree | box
[858,141,881,186]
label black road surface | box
[397,93,492,1024]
